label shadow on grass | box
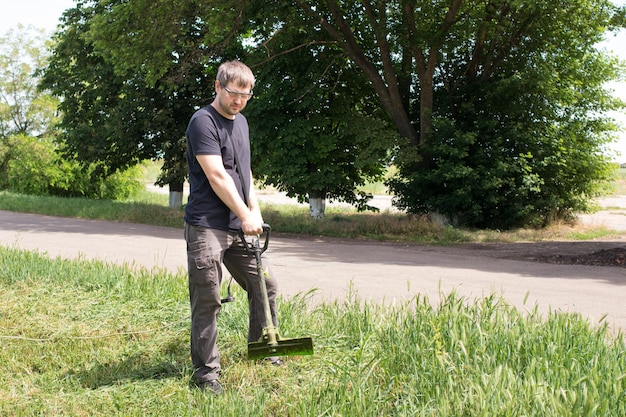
[67,339,189,389]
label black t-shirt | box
[184,105,251,231]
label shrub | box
[0,134,142,199]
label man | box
[184,60,281,395]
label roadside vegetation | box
[1,245,624,416]
[36,0,624,229]
[1,162,626,245]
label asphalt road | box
[1,209,625,335]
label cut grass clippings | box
[1,246,624,416]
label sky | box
[0,0,76,34]
[2,0,626,160]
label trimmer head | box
[248,333,314,360]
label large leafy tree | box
[42,5,153,179]
[289,0,464,150]
[59,0,400,214]
[1,26,62,197]
[46,0,399,215]
[245,5,397,216]
[40,1,217,203]
[0,25,59,139]
[82,0,250,200]
[386,0,624,227]
[282,0,624,227]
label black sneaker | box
[197,379,223,395]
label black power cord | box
[221,276,235,303]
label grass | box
[1,159,625,244]
[0,190,186,228]
[1,165,625,414]
[1,246,624,416]
[0,186,623,244]
[612,167,626,194]
[1,160,624,244]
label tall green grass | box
[1,246,624,416]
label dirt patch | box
[461,239,626,269]
[534,247,626,268]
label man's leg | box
[223,235,279,343]
[184,224,232,383]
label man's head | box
[216,60,255,91]
[212,60,255,119]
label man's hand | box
[240,216,263,236]
[240,207,264,235]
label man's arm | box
[196,154,263,235]
[247,171,264,224]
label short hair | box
[216,60,255,90]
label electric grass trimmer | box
[239,225,314,360]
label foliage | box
[43,0,401,212]
[40,1,209,190]
[250,0,624,226]
[1,247,624,415]
[85,0,245,85]
[81,0,250,190]
[0,134,143,199]
[0,134,57,195]
[0,25,59,138]
[38,0,626,227]
[286,0,426,144]
[246,14,398,212]
[387,0,624,228]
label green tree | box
[41,0,626,227]
[284,0,624,227]
[40,2,211,206]
[46,0,398,215]
[246,10,397,217]
[85,0,245,85]
[387,0,624,227]
[0,25,59,138]
[290,0,464,150]
[0,134,142,199]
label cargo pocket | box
[187,240,220,286]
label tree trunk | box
[168,181,184,209]
[308,190,326,219]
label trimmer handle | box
[238,224,271,255]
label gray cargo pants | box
[184,223,278,383]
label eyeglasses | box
[220,81,253,101]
